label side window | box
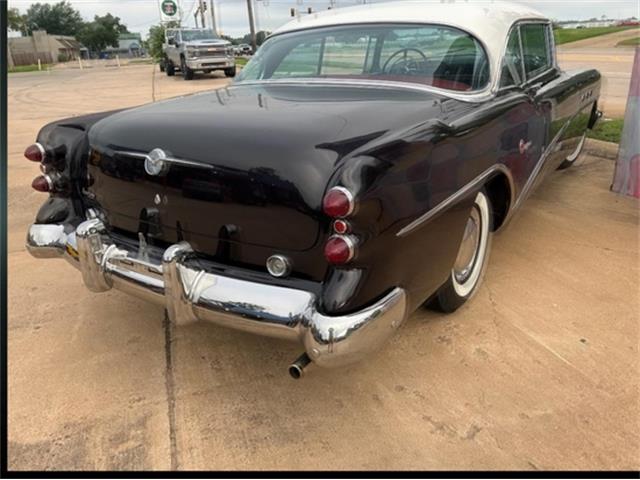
[500,28,524,87]
[520,23,551,78]
[271,40,322,78]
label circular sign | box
[161,0,178,17]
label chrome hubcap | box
[453,206,481,284]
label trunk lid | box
[86,83,443,254]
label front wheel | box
[429,190,493,313]
[224,67,236,78]
[181,57,194,80]
[166,61,175,76]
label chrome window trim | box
[495,19,555,95]
[232,79,495,103]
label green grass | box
[235,57,248,67]
[553,26,636,45]
[8,64,51,73]
[587,118,624,143]
[617,36,640,46]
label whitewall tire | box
[430,189,493,313]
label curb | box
[584,138,619,160]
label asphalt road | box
[7,58,639,470]
[557,28,639,118]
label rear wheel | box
[557,132,586,170]
[181,57,194,80]
[224,67,236,78]
[429,190,493,313]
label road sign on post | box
[611,47,640,198]
[160,0,180,23]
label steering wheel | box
[382,48,428,75]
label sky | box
[7,0,640,39]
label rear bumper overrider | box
[26,219,407,369]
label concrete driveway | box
[7,65,639,471]
[557,28,639,118]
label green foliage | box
[8,8,28,35]
[77,14,129,55]
[587,118,624,144]
[236,30,271,46]
[9,64,51,73]
[147,21,180,61]
[23,1,84,36]
[553,26,636,45]
[617,36,640,46]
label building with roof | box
[102,33,145,58]
[8,30,83,66]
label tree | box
[77,14,129,55]
[23,1,84,36]
[237,30,271,46]
[146,21,180,61]
[8,8,28,35]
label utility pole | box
[247,0,257,52]
[199,0,206,29]
[209,0,218,35]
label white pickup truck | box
[161,28,236,80]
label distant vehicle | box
[236,44,253,55]
[160,28,236,80]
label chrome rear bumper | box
[26,219,407,368]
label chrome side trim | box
[511,121,568,212]
[396,164,514,237]
[26,220,408,368]
[117,150,215,170]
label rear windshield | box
[237,24,490,91]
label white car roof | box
[273,0,548,94]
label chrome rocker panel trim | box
[26,219,408,368]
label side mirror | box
[167,37,175,46]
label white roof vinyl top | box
[273,1,548,94]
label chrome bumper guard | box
[26,219,407,368]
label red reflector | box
[31,175,52,192]
[324,235,355,265]
[24,143,45,162]
[333,219,349,234]
[323,187,354,218]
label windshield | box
[237,24,490,91]
[181,30,219,41]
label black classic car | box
[26,1,601,378]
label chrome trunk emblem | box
[145,148,170,176]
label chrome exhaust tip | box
[288,352,311,379]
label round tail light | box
[31,175,52,192]
[24,143,46,162]
[333,219,350,234]
[323,186,355,218]
[324,235,356,265]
